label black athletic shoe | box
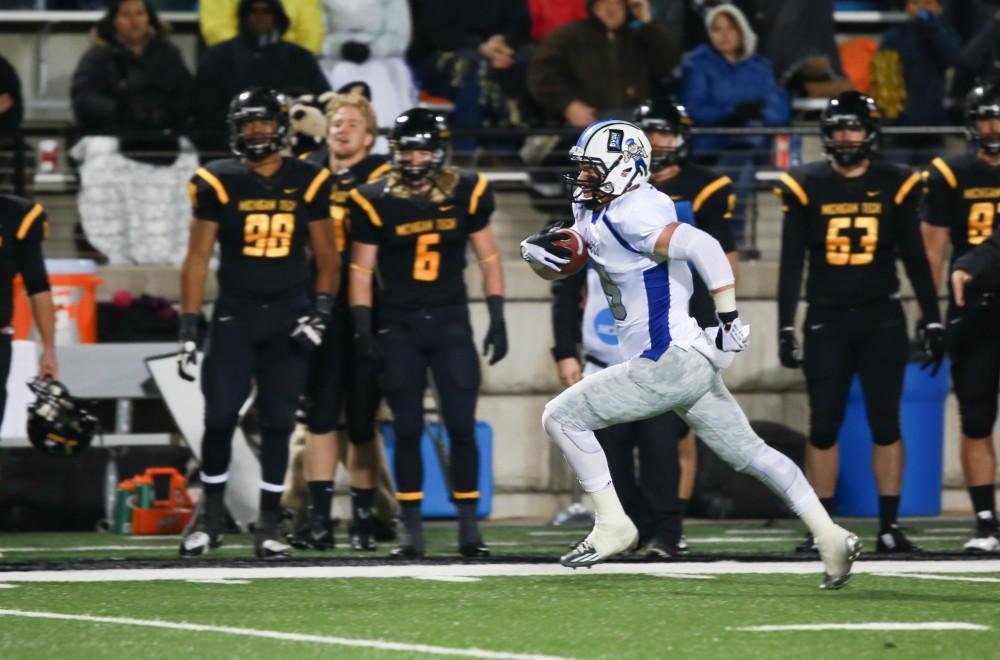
[794,533,817,553]
[286,519,335,551]
[349,518,377,551]
[374,516,399,542]
[255,530,292,560]
[388,544,424,560]
[643,539,681,560]
[458,541,490,558]
[876,524,922,553]
[179,496,225,558]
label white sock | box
[800,502,838,540]
[542,407,613,493]
[741,445,829,524]
[589,481,628,523]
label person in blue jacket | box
[678,3,789,241]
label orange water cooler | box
[12,259,102,343]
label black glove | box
[177,312,202,382]
[917,319,945,376]
[291,293,334,350]
[778,326,802,369]
[340,41,371,64]
[483,295,508,365]
[350,304,380,363]
[729,100,764,124]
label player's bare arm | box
[308,217,340,296]
[921,222,950,292]
[348,240,378,308]
[470,225,508,364]
[180,218,218,314]
[29,290,57,379]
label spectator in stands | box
[0,55,23,138]
[407,0,532,142]
[528,0,679,127]
[677,4,787,240]
[319,0,416,140]
[194,0,329,155]
[755,0,844,91]
[952,2,1000,102]
[874,0,960,127]
[70,0,199,266]
[200,0,323,54]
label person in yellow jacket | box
[200,0,323,55]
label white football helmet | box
[564,119,652,207]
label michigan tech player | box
[521,119,861,589]
[348,108,508,559]
[288,92,392,552]
[922,82,1000,553]
[776,91,943,554]
[178,88,339,559]
[0,193,57,428]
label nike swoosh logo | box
[439,205,454,211]
[866,191,880,197]
[284,188,298,194]
[218,316,233,322]
[809,323,824,331]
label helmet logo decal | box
[607,129,624,153]
[623,138,648,177]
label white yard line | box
[0,560,997,583]
[733,622,991,632]
[413,576,482,583]
[0,608,570,660]
[873,572,1000,584]
[186,579,252,585]
[0,545,252,553]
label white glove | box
[177,340,199,381]
[520,238,570,272]
[715,317,750,353]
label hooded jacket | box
[194,0,329,155]
[677,4,789,150]
[527,8,679,121]
[200,0,323,55]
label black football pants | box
[200,294,311,489]
[0,333,10,430]
[948,299,1000,439]
[377,305,481,505]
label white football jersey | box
[572,184,703,362]
[582,266,625,367]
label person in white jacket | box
[320,0,416,145]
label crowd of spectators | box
[6,0,1000,262]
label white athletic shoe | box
[963,512,1000,553]
[963,534,1000,553]
[815,525,862,590]
[560,517,639,568]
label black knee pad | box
[959,402,997,440]
[204,412,239,435]
[808,426,839,450]
[870,418,901,446]
[305,405,340,436]
[347,428,375,445]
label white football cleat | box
[815,525,862,590]
[560,517,638,568]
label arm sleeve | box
[466,175,494,233]
[776,185,808,329]
[345,191,381,245]
[15,205,50,295]
[666,223,734,291]
[694,179,736,253]
[189,170,223,222]
[921,160,956,227]
[305,169,334,221]
[953,230,1000,285]
[897,184,942,323]
[550,268,585,361]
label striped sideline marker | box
[733,623,991,632]
[0,609,570,660]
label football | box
[530,228,588,281]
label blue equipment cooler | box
[835,362,949,516]
[381,421,493,518]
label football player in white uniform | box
[521,120,861,589]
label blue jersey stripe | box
[601,214,642,254]
[640,262,672,360]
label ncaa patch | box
[606,129,624,152]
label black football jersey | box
[0,194,50,327]
[923,153,1000,266]
[189,157,333,300]
[651,163,736,328]
[776,159,939,328]
[348,171,494,313]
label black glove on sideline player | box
[917,319,945,376]
[778,326,802,369]
[350,304,381,363]
[291,293,334,350]
[483,295,508,365]
[177,313,201,382]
